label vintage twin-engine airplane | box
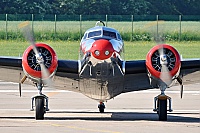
[0,21,199,121]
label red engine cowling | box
[22,43,58,80]
[146,44,181,79]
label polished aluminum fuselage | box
[78,26,125,101]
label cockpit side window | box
[88,30,101,38]
[117,33,122,40]
[82,33,87,39]
[103,30,117,39]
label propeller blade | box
[19,83,22,97]
[19,21,39,55]
[19,74,27,97]
[158,44,172,86]
[160,64,172,86]
[154,26,172,87]
[40,63,52,86]
[158,45,164,56]
[180,84,184,99]
[177,76,184,98]
[18,72,22,97]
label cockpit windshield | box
[85,28,122,41]
[103,30,117,39]
[88,30,101,38]
[87,30,117,39]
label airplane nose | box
[91,39,114,60]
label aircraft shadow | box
[47,112,199,123]
[0,111,199,123]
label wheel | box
[98,103,105,113]
[99,106,104,113]
[158,99,167,121]
[35,97,45,120]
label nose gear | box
[30,83,49,120]
[98,102,105,113]
[153,85,173,121]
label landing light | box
[94,50,100,56]
[105,50,110,56]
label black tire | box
[158,99,167,121]
[35,97,45,120]
[99,107,104,113]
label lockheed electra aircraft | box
[0,21,199,121]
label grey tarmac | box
[0,81,199,133]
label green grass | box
[124,41,200,60]
[0,40,199,60]
[1,21,200,33]
[0,21,200,41]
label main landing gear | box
[30,83,49,120]
[153,86,173,121]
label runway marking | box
[42,122,121,133]
[133,90,200,94]
[0,90,71,93]
[47,91,60,97]
[0,80,18,84]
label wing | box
[53,59,80,92]
[0,56,199,93]
[0,56,23,83]
[123,59,200,93]
[123,60,151,93]
[180,59,200,84]
[0,56,79,91]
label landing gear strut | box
[153,86,173,121]
[153,95,172,121]
[98,102,105,113]
[30,83,49,120]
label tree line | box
[0,0,200,15]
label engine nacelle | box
[22,43,58,81]
[146,44,181,84]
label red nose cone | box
[91,39,114,60]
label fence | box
[0,14,200,41]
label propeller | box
[155,29,172,87]
[177,75,184,98]
[19,72,22,97]
[150,21,182,95]
[180,84,183,98]
[18,74,27,97]
[19,21,52,86]
[158,45,172,86]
